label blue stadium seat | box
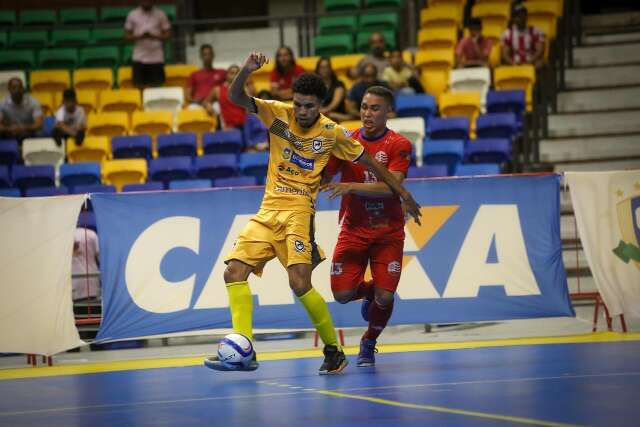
[148,156,193,185]
[77,211,97,232]
[203,129,244,154]
[157,132,198,157]
[455,163,501,176]
[423,140,465,176]
[42,115,56,137]
[466,139,511,164]
[214,176,258,187]
[112,135,153,160]
[11,165,55,192]
[122,182,164,192]
[25,186,69,197]
[395,94,437,130]
[428,117,470,141]
[71,184,116,194]
[239,152,270,184]
[60,162,101,189]
[243,114,268,149]
[0,165,9,187]
[0,188,21,197]
[168,179,212,190]
[475,113,517,140]
[0,140,19,166]
[194,154,238,180]
[407,164,449,178]
[486,90,526,130]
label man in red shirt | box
[456,18,493,68]
[501,4,545,68]
[322,85,412,367]
[185,44,226,115]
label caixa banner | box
[92,175,573,342]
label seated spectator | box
[0,78,43,144]
[346,63,390,119]
[270,46,305,101]
[501,4,545,68]
[53,89,86,147]
[456,18,493,68]
[72,227,100,301]
[349,32,389,81]
[210,65,255,130]
[185,44,226,116]
[383,50,424,94]
[315,57,350,122]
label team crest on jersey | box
[323,123,335,130]
[375,151,388,165]
[342,127,352,138]
[312,138,324,153]
[282,147,292,160]
[330,262,343,276]
[294,240,305,252]
[387,261,401,274]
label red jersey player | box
[322,86,412,367]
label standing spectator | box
[350,32,389,81]
[0,78,43,144]
[383,50,424,94]
[124,0,172,89]
[456,18,493,68]
[210,65,255,130]
[315,57,350,122]
[185,44,226,116]
[346,64,390,119]
[52,89,86,147]
[72,227,100,301]
[501,4,545,68]
[270,46,305,101]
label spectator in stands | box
[0,78,43,144]
[270,46,305,101]
[72,227,100,301]
[52,89,86,147]
[383,50,424,94]
[349,32,389,81]
[315,57,350,122]
[124,0,172,89]
[456,18,493,68]
[210,65,255,130]
[185,44,226,116]
[501,4,545,68]
[346,63,390,119]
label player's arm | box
[323,170,404,199]
[229,51,268,112]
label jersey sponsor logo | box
[387,261,401,274]
[294,240,305,252]
[282,147,292,160]
[275,184,309,197]
[330,262,343,276]
[365,201,384,211]
[290,152,315,171]
[312,138,324,153]
[375,151,388,165]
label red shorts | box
[330,227,404,293]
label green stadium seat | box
[101,7,132,23]
[324,0,361,11]
[157,4,177,21]
[51,29,91,47]
[59,8,98,25]
[365,0,403,7]
[359,12,398,31]
[0,32,7,48]
[38,48,78,70]
[0,11,16,27]
[318,16,358,34]
[122,44,133,65]
[356,29,395,52]
[92,28,125,45]
[0,50,37,70]
[19,9,56,26]
[8,31,48,48]
[314,34,354,56]
[80,46,120,68]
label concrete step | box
[565,64,640,89]
[582,12,640,29]
[562,247,588,270]
[567,276,596,294]
[583,31,640,45]
[554,158,640,173]
[573,43,640,67]
[558,86,640,113]
[540,134,640,163]
[561,215,578,242]
[548,110,640,138]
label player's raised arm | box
[229,51,268,112]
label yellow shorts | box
[225,209,326,276]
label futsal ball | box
[217,333,254,369]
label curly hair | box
[292,73,327,101]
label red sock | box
[364,300,393,341]
[352,280,374,301]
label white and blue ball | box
[217,333,254,369]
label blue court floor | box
[1,340,639,427]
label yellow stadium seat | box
[31,91,55,115]
[87,112,129,138]
[418,27,458,50]
[74,68,113,92]
[250,60,274,95]
[526,0,563,17]
[131,111,173,140]
[489,43,502,69]
[439,91,482,129]
[420,5,462,30]
[474,0,511,4]
[99,89,142,114]
[297,56,320,72]
[176,109,217,135]
[331,53,365,89]
[482,22,506,43]
[164,64,199,87]
[66,136,111,163]
[338,120,362,131]
[494,65,536,111]
[402,50,413,65]
[472,3,511,31]
[118,66,134,88]
[528,16,558,40]
[76,90,99,114]
[30,70,71,94]
[429,0,465,8]
[415,48,454,98]
[102,159,147,192]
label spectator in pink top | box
[72,228,100,301]
[185,44,226,115]
[501,4,545,68]
[270,46,305,101]
[124,0,172,89]
[456,18,493,68]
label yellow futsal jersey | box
[252,98,365,213]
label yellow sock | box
[299,288,340,349]
[226,281,253,341]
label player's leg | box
[223,260,254,340]
[331,229,370,304]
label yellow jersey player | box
[204,51,421,375]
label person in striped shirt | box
[500,4,545,68]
